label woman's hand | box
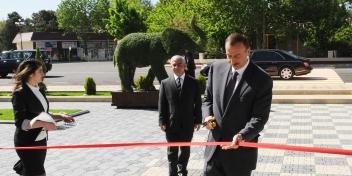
[58,113,75,123]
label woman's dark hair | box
[13,59,43,91]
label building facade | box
[12,32,116,61]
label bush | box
[38,82,47,93]
[161,28,198,54]
[135,76,156,91]
[35,48,47,73]
[84,77,96,95]
[196,75,206,95]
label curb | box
[272,95,352,104]
[274,89,352,95]
[0,120,14,124]
[0,96,111,102]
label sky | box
[0,0,159,21]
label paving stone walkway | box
[1,103,352,176]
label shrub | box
[196,75,206,95]
[135,76,155,91]
[35,48,47,73]
[38,82,47,93]
[84,77,96,95]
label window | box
[251,51,284,61]
[10,52,23,59]
[23,51,34,59]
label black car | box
[0,50,52,77]
[200,49,312,80]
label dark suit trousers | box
[166,131,193,176]
[203,147,252,176]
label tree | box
[19,18,34,32]
[35,48,48,73]
[57,0,110,56]
[0,12,23,51]
[106,0,148,39]
[56,0,95,33]
[0,20,6,51]
[147,0,210,49]
[90,0,111,32]
[283,0,349,56]
[32,10,59,32]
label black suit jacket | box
[159,75,202,134]
[12,83,49,146]
[202,60,273,170]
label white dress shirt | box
[173,73,185,88]
[21,83,48,141]
[231,58,250,92]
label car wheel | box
[0,73,8,78]
[279,67,294,80]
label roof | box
[12,32,114,43]
[12,32,33,43]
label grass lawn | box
[0,109,81,120]
[0,91,111,96]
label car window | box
[251,51,285,61]
[280,50,298,59]
[11,52,24,59]
[251,51,272,61]
[1,53,10,59]
[251,52,261,61]
[272,52,285,61]
[10,52,17,59]
[23,51,34,59]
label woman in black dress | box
[12,60,74,176]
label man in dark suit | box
[202,33,273,176]
[159,55,202,176]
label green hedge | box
[84,77,96,95]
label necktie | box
[176,77,182,91]
[224,71,238,108]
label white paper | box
[56,121,77,130]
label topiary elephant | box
[114,19,206,92]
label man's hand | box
[159,124,166,132]
[194,123,201,131]
[204,116,216,130]
[222,134,243,150]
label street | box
[0,61,351,86]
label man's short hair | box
[225,33,250,49]
[170,55,186,64]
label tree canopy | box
[106,0,149,39]
[32,10,59,32]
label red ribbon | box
[1,141,351,156]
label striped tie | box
[176,77,182,91]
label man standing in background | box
[159,55,202,176]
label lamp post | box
[15,20,24,50]
[69,46,71,63]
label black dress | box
[12,83,49,176]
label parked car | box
[0,50,52,77]
[200,49,312,80]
